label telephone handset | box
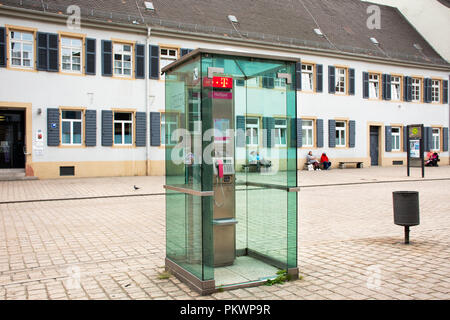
[213,157,235,177]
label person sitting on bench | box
[307,151,321,171]
[425,152,439,167]
[320,152,332,170]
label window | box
[432,128,440,151]
[246,118,259,146]
[113,43,133,77]
[114,112,133,145]
[302,64,314,91]
[335,67,347,94]
[61,37,82,73]
[431,80,441,103]
[391,127,401,151]
[161,113,178,146]
[301,120,314,147]
[411,78,422,102]
[391,76,401,101]
[160,48,178,79]
[61,110,82,145]
[10,30,34,69]
[368,73,380,99]
[335,121,347,147]
[274,77,286,88]
[274,119,287,146]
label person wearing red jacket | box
[320,153,331,170]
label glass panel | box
[62,111,81,120]
[114,123,122,144]
[124,123,132,144]
[114,113,131,121]
[73,122,82,144]
[62,121,71,144]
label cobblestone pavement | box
[0,167,449,300]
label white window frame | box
[301,64,314,91]
[432,128,441,151]
[246,117,259,146]
[368,73,380,99]
[274,77,286,88]
[391,127,401,151]
[335,121,347,147]
[113,43,133,77]
[301,119,314,147]
[9,30,34,69]
[61,37,83,73]
[411,78,422,102]
[160,48,178,80]
[113,112,133,146]
[431,80,441,103]
[161,113,179,146]
[391,76,401,101]
[274,119,287,147]
[61,110,83,146]
[335,67,347,94]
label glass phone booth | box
[163,49,299,295]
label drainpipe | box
[146,26,152,176]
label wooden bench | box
[242,161,272,172]
[339,161,363,169]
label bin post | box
[393,191,420,245]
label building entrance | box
[0,110,25,169]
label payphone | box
[210,74,237,267]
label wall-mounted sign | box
[51,123,57,129]
[36,129,44,142]
[212,76,233,89]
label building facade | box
[0,0,449,179]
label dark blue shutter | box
[382,74,387,100]
[135,112,147,147]
[382,74,391,100]
[236,115,246,147]
[404,77,412,102]
[37,32,48,71]
[291,118,301,148]
[385,126,392,152]
[47,108,60,146]
[85,38,96,75]
[443,127,449,152]
[101,40,113,77]
[316,64,323,92]
[443,80,449,104]
[263,117,275,148]
[316,119,324,148]
[348,68,355,95]
[101,110,113,146]
[180,48,193,57]
[150,112,161,146]
[386,74,392,100]
[149,45,160,80]
[363,72,369,99]
[48,33,58,72]
[296,61,302,91]
[349,120,356,148]
[328,66,335,94]
[403,126,408,151]
[328,120,336,148]
[424,78,431,103]
[135,44,145,79]
[0,27,6,67]
[85,110,97,147]
[425,127,433,152]
[262,76,274,89]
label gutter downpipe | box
[146,26,152,176]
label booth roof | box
[1,0,448,67]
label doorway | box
[0,110,25,169]
[369,126,380,166]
